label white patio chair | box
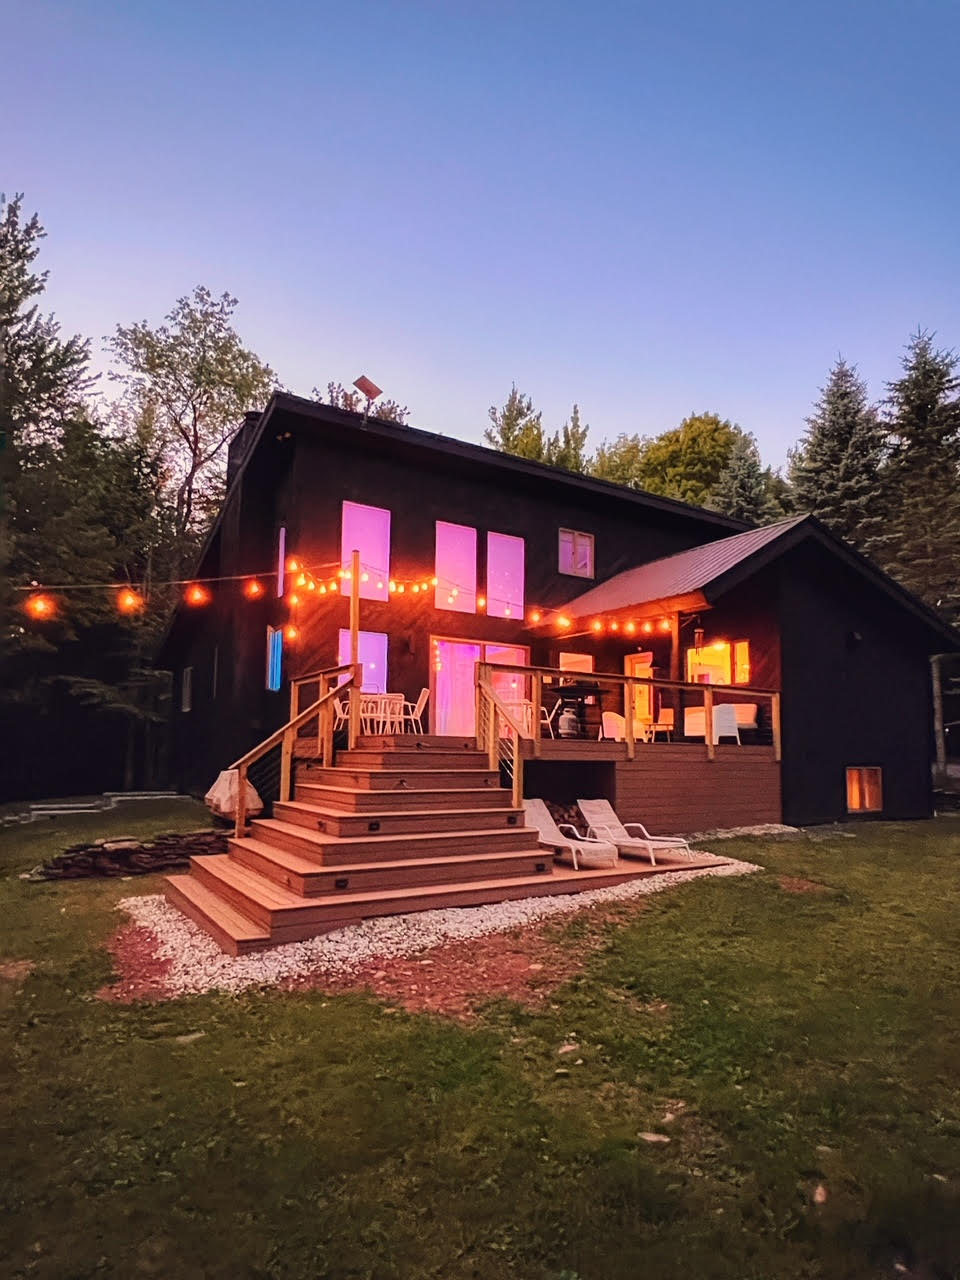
[577,798,695,866]
[401,688,429,734]
[540,698,561,738]
[522,798,618,870]
[332,696,348,732]
[713,703,741,744]
[599,711,625,741]
[651,708,674,741]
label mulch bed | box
[23,829,227,882]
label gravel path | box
[112,858,760,999]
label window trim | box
[434,520,477,613]
[485,531,525,619]
[341,500,391,602]
[558,528,595,579]
[266,625,283,692]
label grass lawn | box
[3,806,960,1279]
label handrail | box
[477,659,779,699]
[476,677,524,807]
[230,667,358,836]
[290,661,355,690]
[477,675,533,739]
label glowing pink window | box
[435,521,477,613]
[486,532,524,619]
[341,501,390,602]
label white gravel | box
[116,857,760,998]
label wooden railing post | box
[235,764,248,838]
[624,678,636,760]
[704,687,715,762]
[486,696,498,770]
[771,692,782,762]
[531,671,542,758]
[512,738,523,808]
[348,661,361,748]
[279,727,293,802]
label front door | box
[431,638,528,735]
[624,651,654,726]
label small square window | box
[846,767,882,813]
[181,666,193,713]
[559,529,594,578]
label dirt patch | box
[98,922,175,1003]
[0,959,35,983]
[779,875,828,895]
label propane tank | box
[557,706,580,738]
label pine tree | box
[873,331,960,621]
[709,432,771,522]
[789,358,887,551]
[485,385,547,460]
[544,403,590,471]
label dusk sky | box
[6,0,960,466]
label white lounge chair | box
[577,798,695,866]
[522,798,618,871]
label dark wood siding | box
[778,543,934,824]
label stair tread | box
[165,873,270,941]
[296,785,510,798]
[277,800,523,820]
[200,853,567,910]
[251,817,536,847]
[229,837,545,877]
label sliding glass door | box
[431,638,528,735]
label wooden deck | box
[166,734,737,954]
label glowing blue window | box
[266,626,283,691]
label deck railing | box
[229,662,359,837]
[475,660,781,773]
[475,670,529,807]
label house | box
[156,393,958,951]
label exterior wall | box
[778,544,934,824]
[614,747,782,833]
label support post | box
[235,765,248,838]
[512,742,523,808]
[531,670,542,756]
[624,678,636,760]
[704,687,715,762]
[932,654,946,783]
[288,678,299,724]
[348,548,361,748]
[771,692,782,763]
[487,698,498,770]
[279,727,293,803]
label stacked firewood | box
[22,830,227,881]
[546,801,585,833]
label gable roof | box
[550,514,960,648]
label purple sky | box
[6,0,960,466]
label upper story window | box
[559,528,594,578]
[486,532,524,619]
[435,521,477,613]
[341,501,390,602]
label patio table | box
[359,693,404,734]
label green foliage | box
[108,286,277,567]
[709,431,779,522]
[4,818,960,1278]
[872,332,960,621]
[544,403,590,471]
[485,383,547,458]
[316,380,410,424]
[789,358,887,552]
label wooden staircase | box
[165,735,681,955]
[165,737,531,953]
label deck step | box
[335,748,490,769]
[164,873,270,956]
[273,800,525,837]
[247,817,540,865]
[299,765,502,791]
[227,840,551,896]
[181,857,692,950]
[293,783,511,812]
[359,735,477,751]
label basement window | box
[846,767,883,813]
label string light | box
[284,624,299,642]
[288,592,301,607]
[117,588,144,615]
[477,595,486,609]
[24,593,56,620]
[185,583,210,607]
[243,579,265,599]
